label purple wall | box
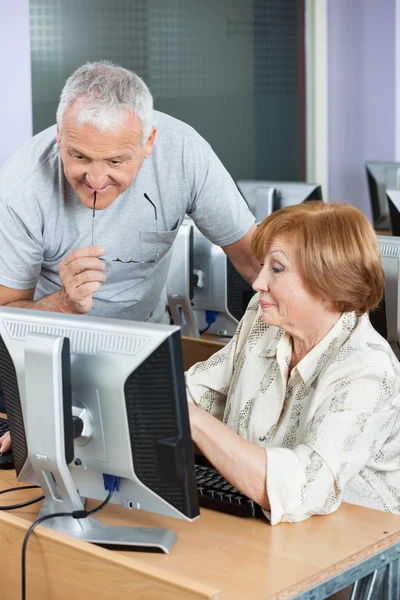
[0,0,32,169]
[327,0,396,218]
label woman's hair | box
[56,61,154,145]
[252,201,384,316]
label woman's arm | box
[189,403,270,509]
[186,294,261,418]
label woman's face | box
[252,236,327,332]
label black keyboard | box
[195,463,264,518]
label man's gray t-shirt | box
[0,111,254,322]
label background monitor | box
[236,180,323,221]
[166,219,199,338]
[0,308,199,551]
[386,190,400,237]
[371,236,400,360]
[167,217,254,338]
[365,161,400,231]
[190,222,255,337]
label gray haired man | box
[0,61,258,319]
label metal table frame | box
[293,541,400,600]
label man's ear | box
[56,123,61,147]
[144,126,156,159]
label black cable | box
[199,323,211,335]
[86,491,113,515]
[0,485,44,510]
[21,491,113,600]
[0,485,41,494]
[0,496,44,510]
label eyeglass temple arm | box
[144,193,157,220]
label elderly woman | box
[187,201,400,525]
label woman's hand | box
[0,430,11,454]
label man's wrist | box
[57,292,73,313]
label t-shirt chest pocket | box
[139,221,180,263]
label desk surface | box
[1,469,400,599]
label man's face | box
[56,102,156,210]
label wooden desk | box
[181,336,225,370]
[1,469,400,599]
[376,229,393,236]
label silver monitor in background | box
[386,190,400,237]
[166,219,199,338]
[236,180,323,221]
[191,222,255,337]
[365,161,400,231]
[166,218,254,338]
[373,236,400,359]
[0,308,199,552]
[236,182,277,222]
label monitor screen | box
[386,190,400,237]
[236,180,323,222]
[0,307,199,551]
[371,236,400,360]
[365,161,400,231]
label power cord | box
[21,490,113,600]
[1,475,117,599]
[0,485,44,510]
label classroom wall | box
[327,0,396,216]
[0,0,32,169]
[0,0,398,215]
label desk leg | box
[351,559,400,600]
[350,570,378,599]
[385,559,400,599]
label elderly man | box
[0,61,258,454]
[0,61,258,320]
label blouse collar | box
[260,312,358,386]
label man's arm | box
[0,284,69,311]
[0,246,106,313]
[221,223,260,284]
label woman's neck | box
[289,311,342,371]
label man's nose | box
[86,162,108,189]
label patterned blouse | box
[186,293,400,525]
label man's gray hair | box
[56,61,154,145]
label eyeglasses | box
[91,191,97,246]
[91,192,160,264]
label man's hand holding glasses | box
[57,191,161,314]
[58,245,106,314]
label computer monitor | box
[0,307,199,552]
[191,223,255,337]
[365,161,400,231]
[370,236,400,360]
[166,219,199,338]
[386,190,400,236]
[235,182,277,222]
[166,218,254,338]
[236,180,323,221]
